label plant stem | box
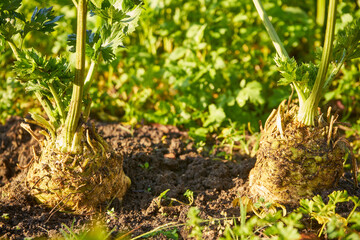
[62,0,87,152]
[252,0,288,59]
[84,59,98,95]
[323,49,346,91]
[34,91,58,128]
[252,0,306,108]
[316,0,326,27]
[297,0,336,125]
[49,83,66,124]
[72,0,78,8]
[7,40,20,60]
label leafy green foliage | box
[297,190,360,238]
[14,50,72,84]
[236,81,265,107]
[273,14,360,119]
[186,207,204,240]
[333,19,360,62]
[13,49,72,122]
[0,0,21,12]
[143,227,179,239]
[67,0,143,63]
[20,6,63,37]
[0,3,63,42]
[220,210,303,240]
[95,0,318,136]
[0,1,21,41]
[1,0,360,143]
[0,0,144,133]
[275,56,318,98]
[89,0,128,24]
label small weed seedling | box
[154,189,170,208]
[297,190,360,237]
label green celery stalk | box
[61,0,87,152]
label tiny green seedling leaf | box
[184,189,194,205]
[1,213,10,220]
[328,190,349,205]
[143,228,179,240]
[158,189,170,200]
[154,189,170,208]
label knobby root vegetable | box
[249,102,345,205]
[25,124,130,213]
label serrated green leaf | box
[236,81,264,107]
[0,21,19,40]
[86,0,143,63]
[186,24,207,44]
[264,221,300,240]
[328,190,349,205]
[275,56,297,86]
[326,215,347,239]
[22,7,63,37]
[275,55,318,99]
[14,50,72,86]
[333,19,360,62]
[349,195,360,206]
[298,198,314,214]
[68,30,101,59]
[122,4,142,35]
[90,0,128,24]
[203,104,225,127]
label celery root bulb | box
[249,106,345,205]
[26,125,130,213]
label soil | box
[0,117,359,239]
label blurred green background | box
[1,0,360,142]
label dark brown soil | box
[0,117,359,239]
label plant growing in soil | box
[0,0,143,212]
[248,0,360,205]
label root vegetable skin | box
[26,125,130,213]
[249,106,344,205]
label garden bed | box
[0,117,359,239]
